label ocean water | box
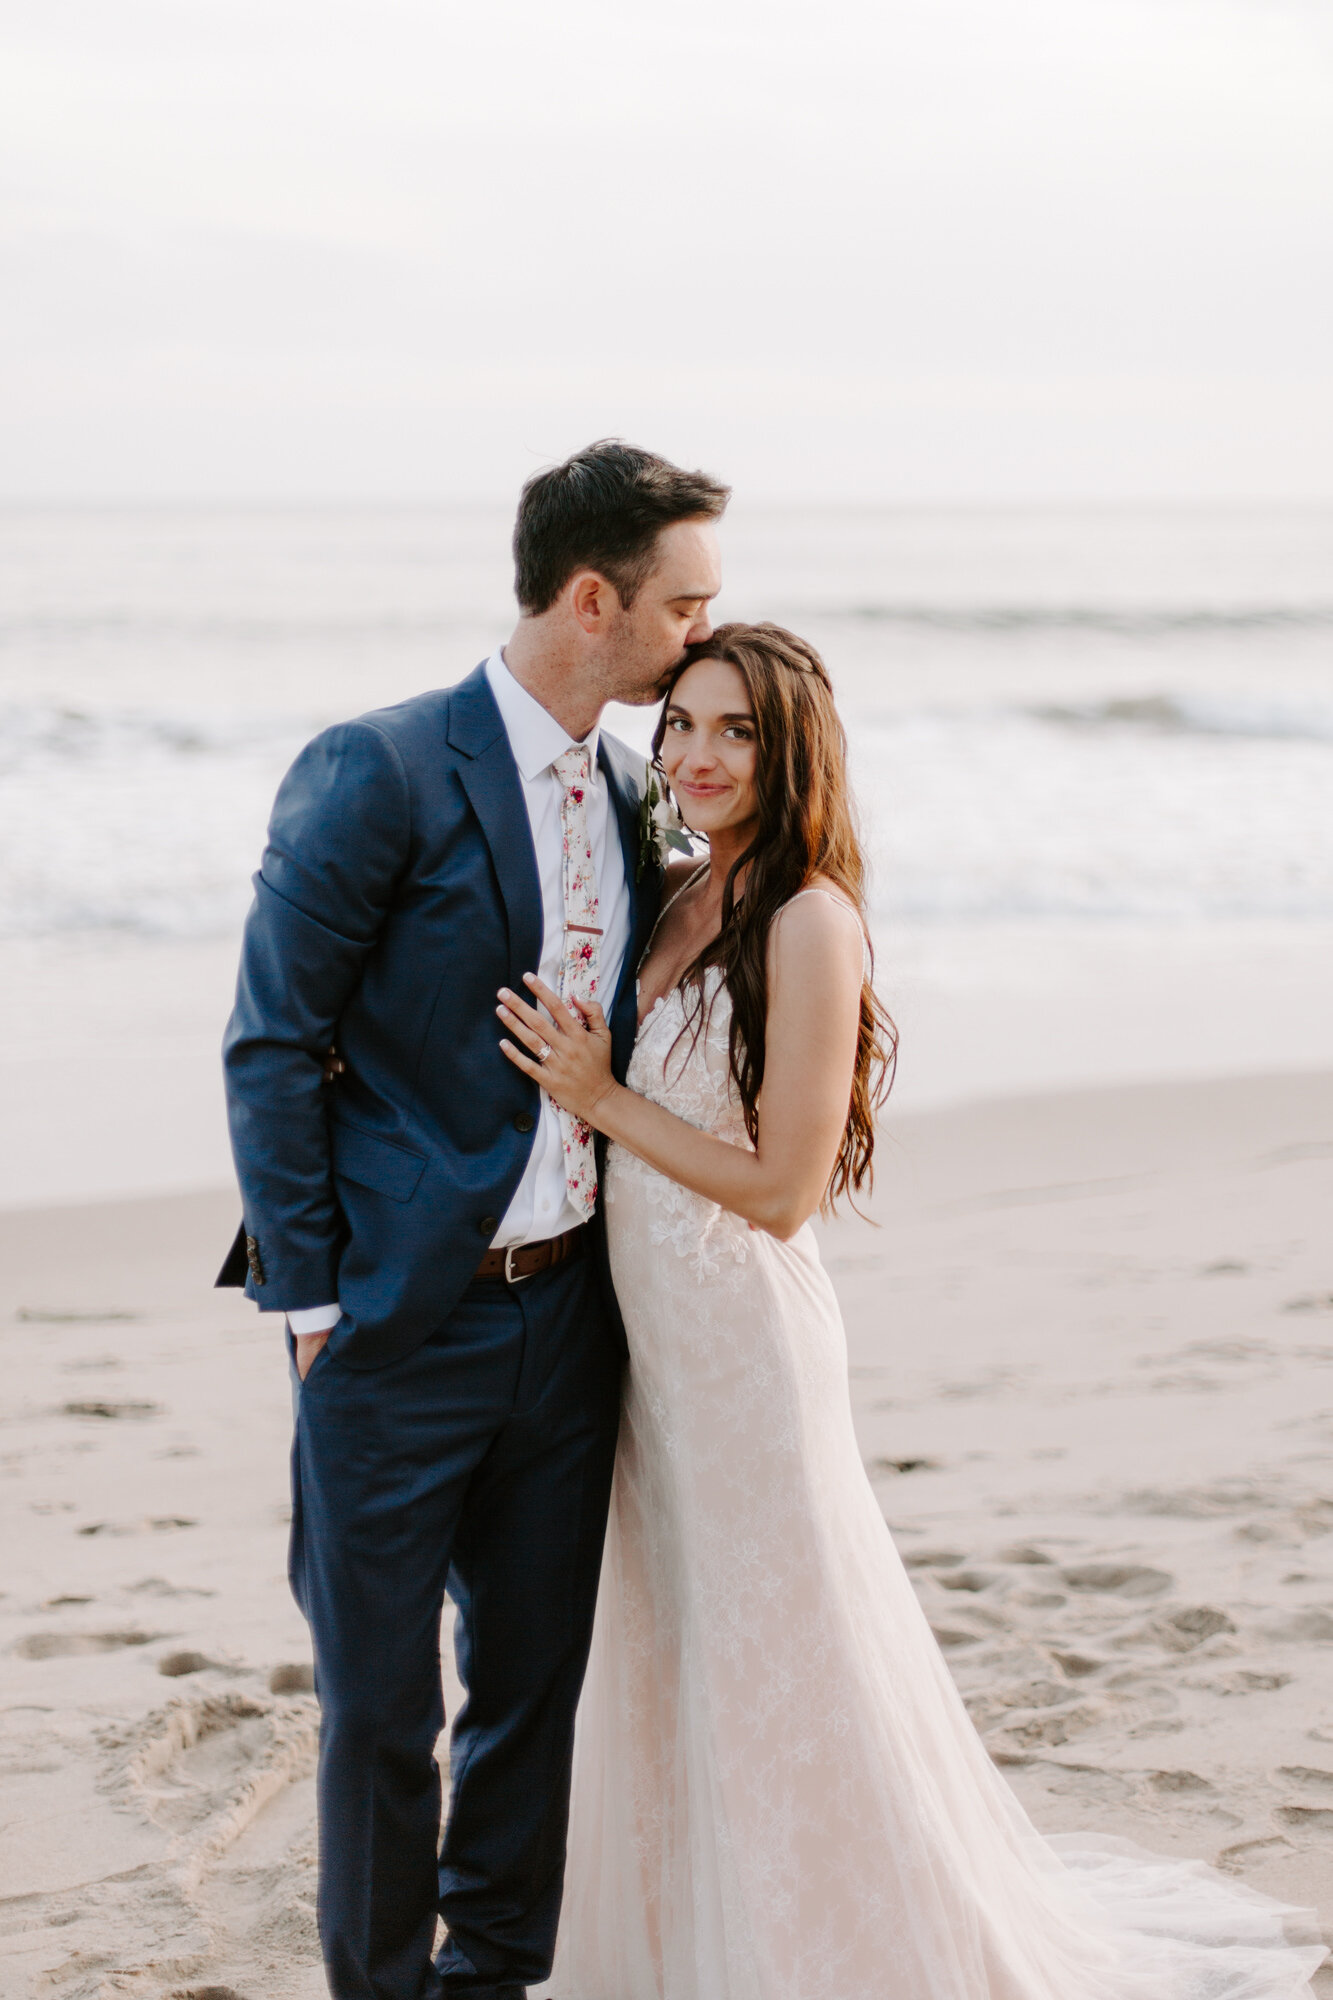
[2,504,1332,941]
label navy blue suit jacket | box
[219,663,659,1370]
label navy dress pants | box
[289,1252,621,2000]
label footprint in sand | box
[1276,1806,1333,1831]
[1000,1703,1103,1750]
[1201,1668,1292,1695]
[934,1569,1001,1594]
[159,1651,220,1678]
[1120,1600,1232,1648]
[269,1663,315,1694]
[1218,1835,1294,1873]
[78,1516,197,1536]
[1123,1479,1273,1519]
[1279,1765,1333,1787]
[131,1576,217,1599]
[1050,1649,1104,1678]
[61,1398,163,1420]
[14,1629,158,1659]
[989,1678,1072,1713]
[17,1307,139,1323]
[1060,1563,1174,1598]
[1148,1769,1214,1794]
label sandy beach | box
[2,1068,1330,1997]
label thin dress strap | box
[639,859,710,969]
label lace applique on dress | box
[606,967,752,1286]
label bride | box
[496,622,1324,2000]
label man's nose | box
[687,607,714,645]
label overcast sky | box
[2,0,1331,501]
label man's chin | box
[619,673,678,709]
[649,653,692,698]
[607,649,690,709]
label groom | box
[219,440,727,1999]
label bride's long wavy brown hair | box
[650,621,897,1208]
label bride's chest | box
[628,975,750,1146]
[634,891,721,1027]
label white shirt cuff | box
[285,1304,342,1335]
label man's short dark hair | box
[513,439,730,616]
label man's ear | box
[569,569,618,634]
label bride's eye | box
[667,716,691,733]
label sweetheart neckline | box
[635,960,729,1032]
[635,984,687,1031]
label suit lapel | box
[448,666,544,980]
[449,667,655,1042]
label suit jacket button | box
[478,1215,499,1237]
[513,1111,535,1134]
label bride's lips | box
[675,780,730,800]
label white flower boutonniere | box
[636,765,693,882]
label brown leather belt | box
[475,1224,587,1285]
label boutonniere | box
[636,764,693,882]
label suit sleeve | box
[222,720,412,1311]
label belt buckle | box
[503,1243,532,1286]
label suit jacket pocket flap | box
[331,1121,426,1203]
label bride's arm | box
[497,894,866,1241]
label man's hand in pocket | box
[295,1330,331,1381]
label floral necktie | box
[552,744,602,1221]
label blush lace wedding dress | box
[535,895,1325,2000]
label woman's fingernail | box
[498,988,511,1001]
[523,972,536,985]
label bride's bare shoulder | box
[795,872,859,916]
[776,876,863,936]
[769,879,865,970]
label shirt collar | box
[485,649,602,783]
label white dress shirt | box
[284,649,630,1334]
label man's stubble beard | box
[607,641,690,710]
[617,672,678,709]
